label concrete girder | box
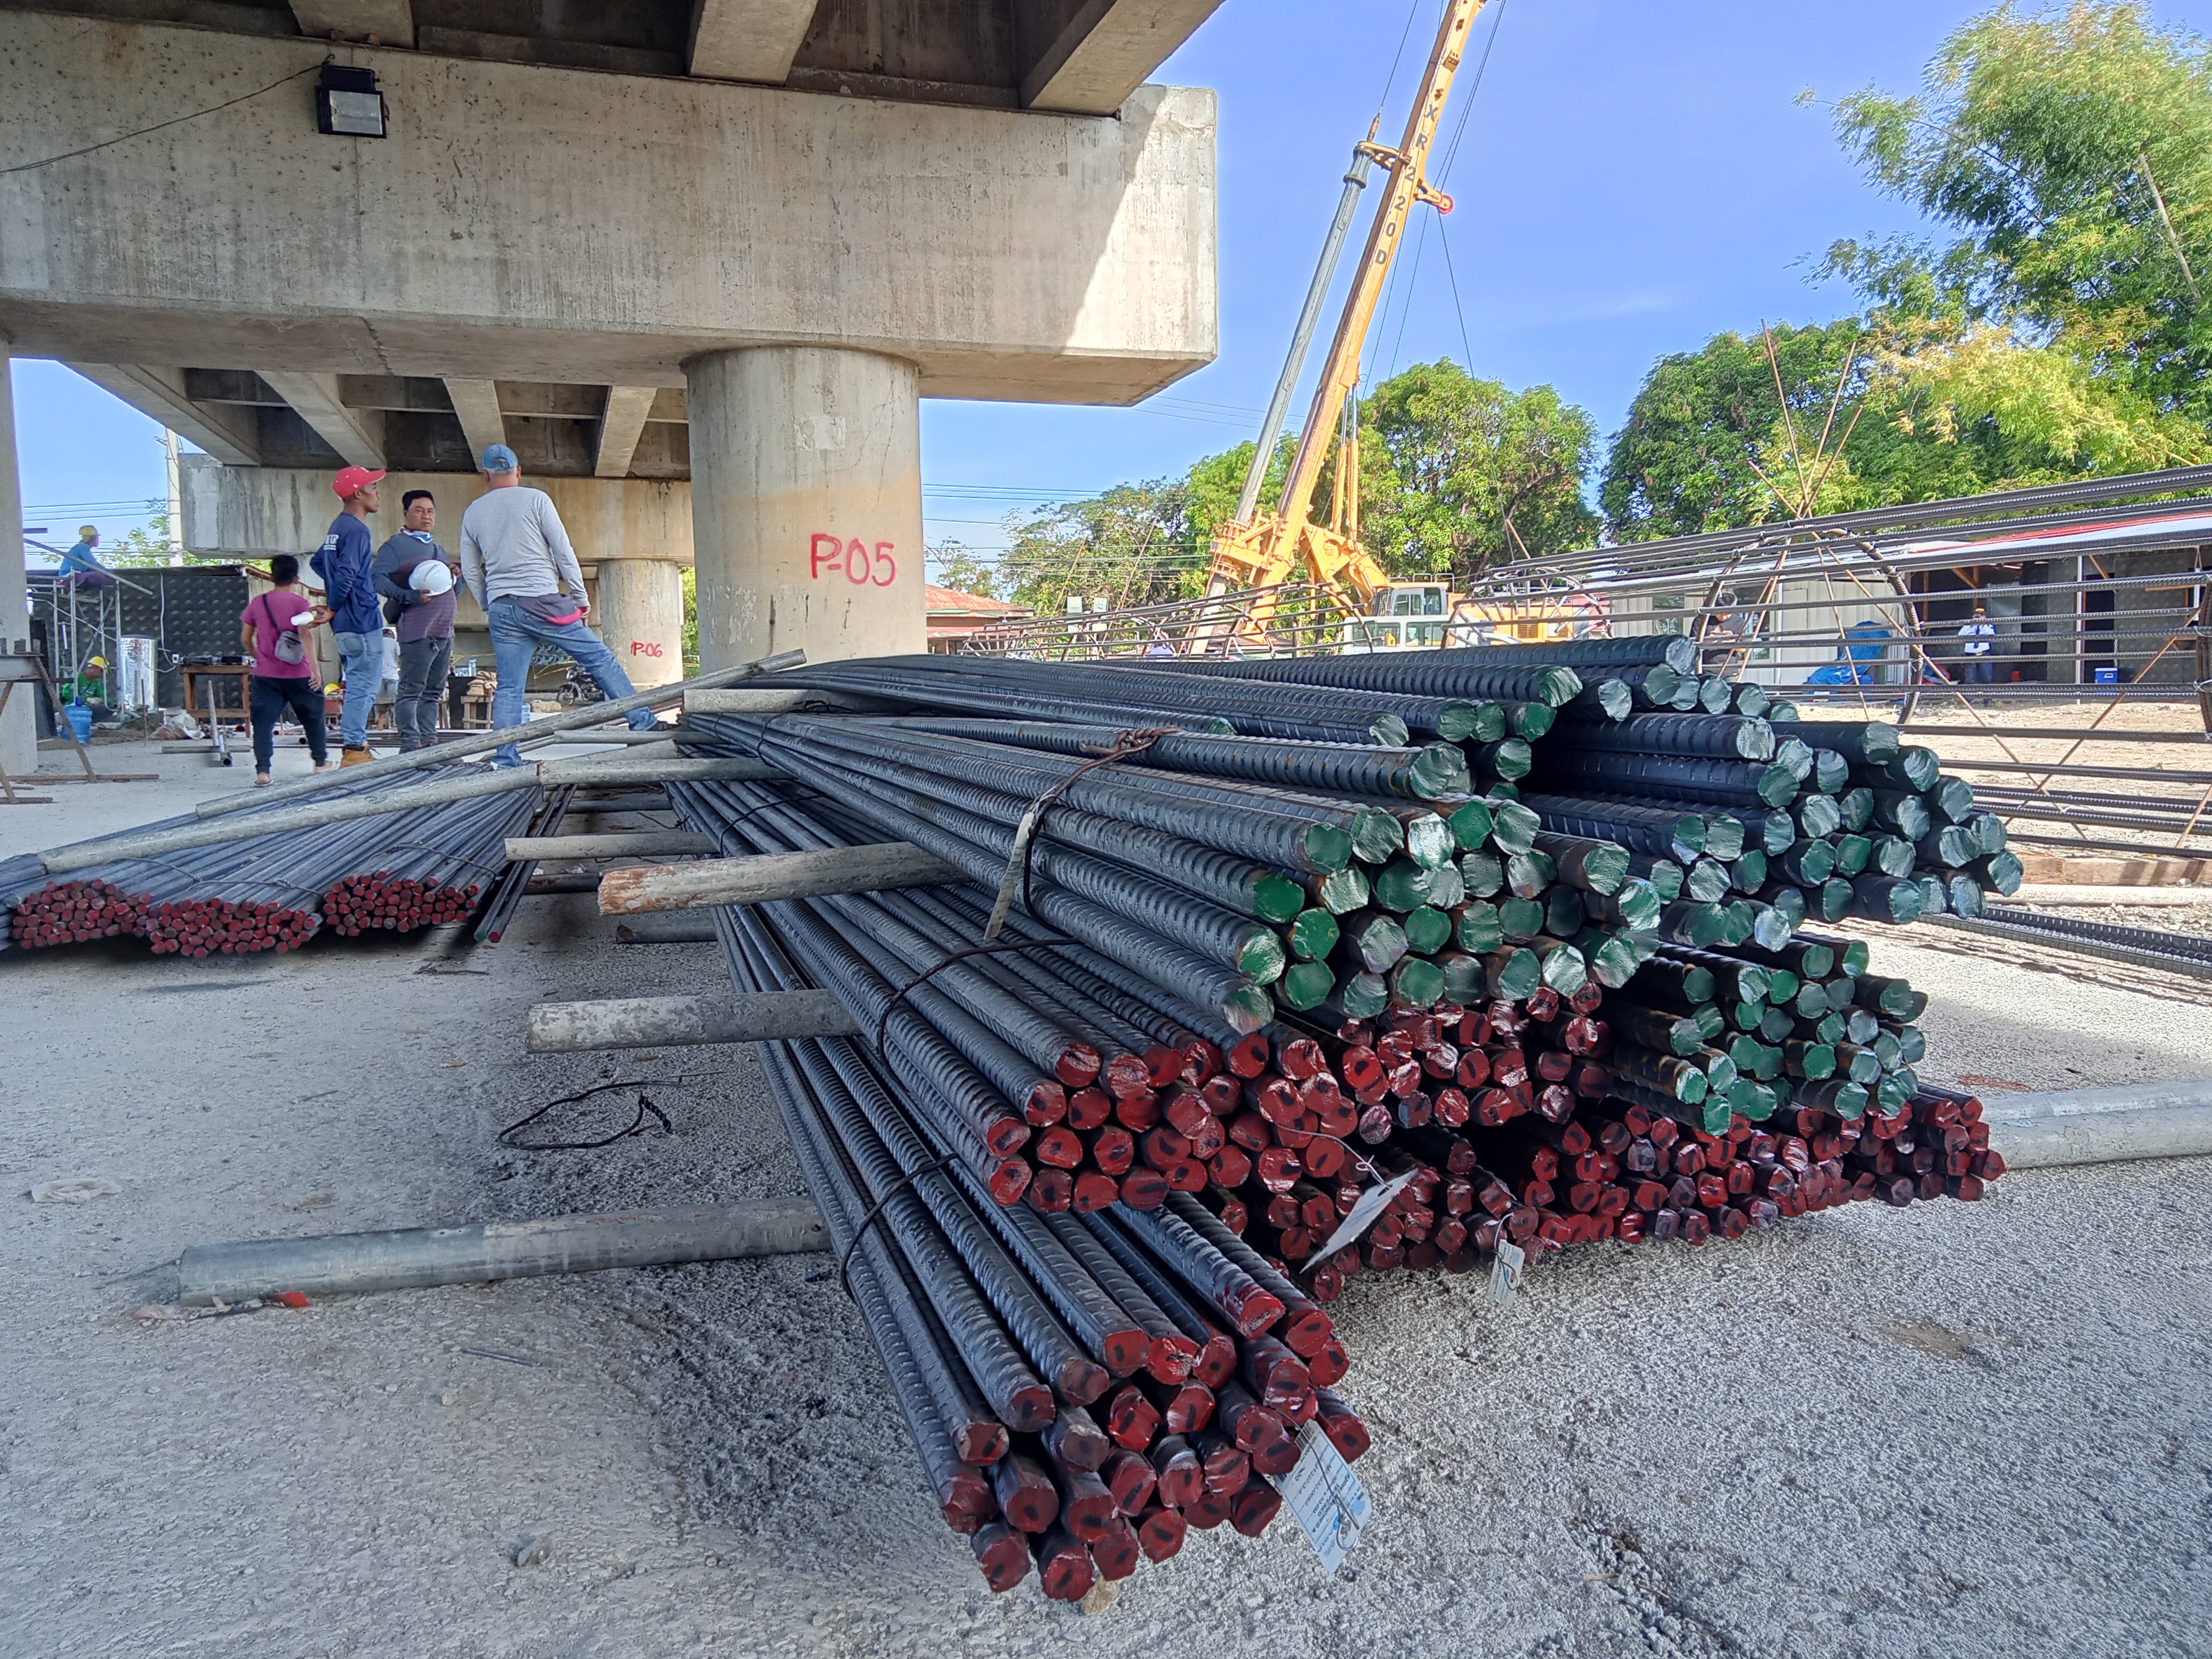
[289,1,413,45]
[0,16,1217,405]
[594,386,659,479]
[686,0,815,83]
[1021,0,1233,114]
[443,379,507,465]
[258,372,386,468]
[63,365,262,466]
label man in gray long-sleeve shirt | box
[457,444,658,765]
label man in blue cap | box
[457,443,658,765]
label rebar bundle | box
[0,767,537,956]
[679,780,1369,1598]
[654,646,2021,1597]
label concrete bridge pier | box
[686,347,926,672]
[0,350,32,775]
[590,556,688,690]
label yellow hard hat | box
[78,525,97,540]
[86,655,107,668]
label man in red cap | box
[311,464,388,765]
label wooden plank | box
[597,842,964,914]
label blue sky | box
[14,1,2209,569]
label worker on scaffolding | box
[57,524,113,586]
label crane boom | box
[1204,0,1489,635]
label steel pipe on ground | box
[615,916,722,943]
[176,1199,828,1305]
[505,831,717,861]
[525,990,861,1052]
[1982,1079,2212,1168]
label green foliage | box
[1605,3,2212,542]
[1824,0,2212,415]
[1000,476,1204,616]
[681,565,698,673]
[97,505,189,567]
[1187,434,1298,545]
[1353,361,1598,577]
[927,540,1000,599]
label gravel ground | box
[3,743,2210,1658]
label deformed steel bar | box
[192,647,806,820]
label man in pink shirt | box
[239,554,337,785]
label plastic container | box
[2093,667,2119,685]
[63,703,94,743]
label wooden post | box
[597,842,965,914]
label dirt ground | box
[3,741,2210,1659]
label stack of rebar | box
[0,769,537,956]
[678,778,1371,1599]
[648,644,2025,1596]
[473,785,578,944]
[0,874,144,948]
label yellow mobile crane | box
[1201,0,1577,654]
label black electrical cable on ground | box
[499,1079,678,1151]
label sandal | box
[254,774,272,787]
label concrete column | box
[686,348,926,671]
[592,557,686,689]
[0,350,35,776]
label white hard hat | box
[409,559,456,596]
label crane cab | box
[1350,581,1454,650]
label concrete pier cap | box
[0,7,1221,674]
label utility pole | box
[164,429,183,565]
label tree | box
[1353,361,1598,578]
[1184,433,1299,547]
[100,503,187,567]
[999,476,1201,616]
[1823,1,2212,420]
[926,539,999,599]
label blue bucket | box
[63,703,94,744]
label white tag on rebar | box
[1489,1238,1526,1306]
[1278,1422,1372,1573]
[1312,1167,1420,1262]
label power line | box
[1,62,326,177]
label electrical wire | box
[1437,224,1478,371]
[1,62,328,177]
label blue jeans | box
[485,598,655,765]
[329,630,383,748]
[1964,657,1995,685]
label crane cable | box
[1371,0,1513,385]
